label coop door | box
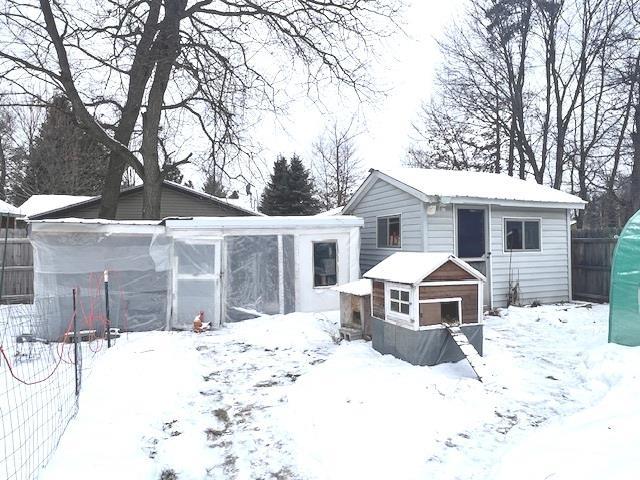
[173,239,221,329]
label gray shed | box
[342,168,586,308]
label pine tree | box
[260,155,319,215]
[13,95,108,204]
[259,156,290,215]
[202,172,228,198]
[287,155,320,215]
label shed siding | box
[490,206,570,306]
[40,185,251,220]
[348,179,424,273]
[425,205,455,253]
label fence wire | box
[0,297,86,480]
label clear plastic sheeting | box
[30,230,170,339]
[224,235,295,322]
[609,209,640,346]
[29,216,363,333]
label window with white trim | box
[504,219,541,251]
[377,215,401,248]
[313,241,337,287]
[389,288,410,315]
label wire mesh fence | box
[0,295,95,480]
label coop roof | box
[345,168,586,211]
[332,278,372,296]
[363,252,486,285]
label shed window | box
[505,219,541,251]
[390,288,410,314]
[377,215,401,248]
[313,241,337,287]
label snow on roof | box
[332,278,372,296]
[315,206,344,216]
[363,252,485,285]
[372,168,586,208]
[0,198,21,217]
[164,215,364,230]
[20,194,94,217]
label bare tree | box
[0,0,401,218]
[312,119,363,210]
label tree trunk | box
[0,135,6,201]
[97,0,162,218]
[140,0,184,219]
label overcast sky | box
[186,0,463,191]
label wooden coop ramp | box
[444,324,486,382]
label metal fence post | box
[73,288,80,396]
[104,270,111,348]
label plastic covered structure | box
[609,209,640,346]
[29,216,362,338]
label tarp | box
[371,317,483,366]
[609,209,640,346]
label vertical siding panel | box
[348,179,424,273]
[490,207,570,306]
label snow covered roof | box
[315,206,345,216]
[0,198,22,217]
[20,194,94,218]
[332,278,372,296]
[345,168,586,211]
[164,215,363,230]
[363,252,486,285]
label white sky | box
[186,0,463,191]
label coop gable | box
[422,260,477,283]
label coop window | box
[377,215,401,248]
[389,288,410,315]
[313,241,337,287]
[504,219,541,251]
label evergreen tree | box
[259,155,320,215]
[288,155,321,215]
[203,172,228,198]
[13,95,108,204]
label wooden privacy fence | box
[571,236,617,303]
[0,227,34,304]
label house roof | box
[0,198,22,217]
[363,252,486,285]
[26,181,261,219]
[344,168,586,211]
[20,194,94,217]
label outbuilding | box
[343,168,586,308]
[29,216,362,339]
[363,252,486,367]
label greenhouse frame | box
[609,209,640,346]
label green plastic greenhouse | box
[609,209,640,346]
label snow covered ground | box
[38,303,639,480]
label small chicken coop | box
[363,252,486,368]
[334,279,372,341]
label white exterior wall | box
[489,206,570,306]
[294,227,361,312]
[349,179,425,273]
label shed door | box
[172,239,221,329]
[456,208,490,308]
